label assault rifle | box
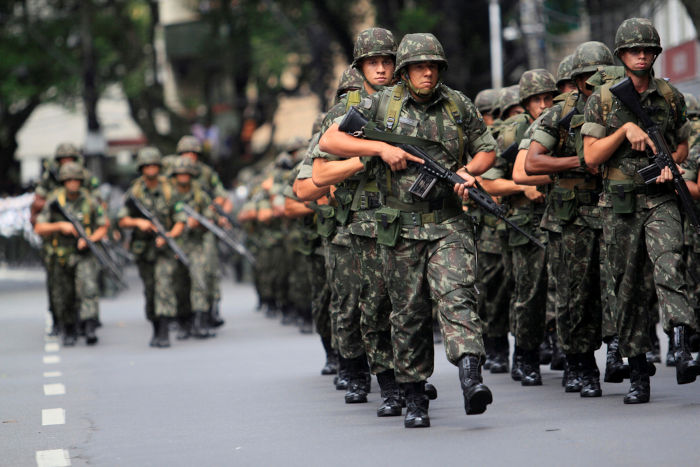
[50,200,128,289]
[126,194,194,269]
[338,107,545,248]
[500,142,519,164]
[180,204,256,265]
[609,77,700,234]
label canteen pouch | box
[374,206,401,247]
[130,239,147,255]
[507,213,532,247]
[550,186,577,221]
[316,205,336,238]
[606,180,636,214]
[333,187,354,226]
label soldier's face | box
[574,73,595,97]
[58,157,77,165]
[620,47,655,73]
[175,173,191,187]
[503,105,525,119]
[64,179,81,194]
[361,55,395,88]
[141,164,160,179]
[558,80,577,94]
[181,152,198,162]
[524,93,554,119]
[406,62,439,92]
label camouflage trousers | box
[602,202,696,357]
[310,249,331,340]
[154,252,181,318]
[512,240,547,350]
[203,233,221,304]
[135,257,156,322]
[685,244,700,329]
[49,253,99,324]
[382,230,483,384]
[182,234,214,312]
[288,251,312,313]
[327,234,364,359]
[551,225,603,354]
[476,249,511,338]
[351,234,394,375]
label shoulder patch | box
[359,97,373,109]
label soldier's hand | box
[217,215,230,228]
[137,219,156,232]
[624,123,656,154]
[187,217,200,229]
[59,222,78,236]
[155,236,166,248]
[656,165,682,183]
[454,168,476,201]
[523,185,545,203]
[379,145,424,172]
[77,238,87,250]
[585,165,600,175]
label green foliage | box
[544,0,582,36]
[395,6,441,37]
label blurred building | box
[653,0,699,94]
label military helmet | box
[474,89,500,114]
[519,68,558,104]
[58,161,85,182]
[275,152,295,170]
[176,135,202,155]
[614,18,662,56]
[171,157,197,176]
[556,54,574,86]
[684,93,700,116]
[497,85,521,117]
[571,41,614,78]
[136,146,162,169]
[352,28,397,68]
[54,143,80,160]
[395,33,448,76]
[337,66,364,96]
[284,137,308,154]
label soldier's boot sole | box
[676,359,700,385]
[376,399,402,417]
[463,384,493,415]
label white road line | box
[43,355,60,364]
[43,383,65,396]
[35,449,71,467]
[43,371,62,378]
[41,408,66,426]
[44,343,60,353]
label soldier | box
[34,162,107,346]
[171,157,217,338]
[474,89,500,127]
[556,54,577,94]
[583,18,700,403]
[117,147,185,347]
[176,135,233,328]
[311,28,398,408]
[320,33,497,428]
[480,69,558,386]
[31,143,101,336]
[520,41,616,396]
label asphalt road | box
[1,266,699,467]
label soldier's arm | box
[513,147,553,186]
[294,178,329,201]
[35,221,76,237]
[525,141,580,175]
[673,140,689,164]
[311,157,365,187]
[283,197,314,218]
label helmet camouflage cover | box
[497,85,521,116]
[352,28,397,68]
[176,135,203,155]
[395,33,447,76]
[337,66,364,96]
[556,54,574,86]
[171,156,197,176]
[684,93,699,116]
[136,146,162,168]
[519,68,558,103]
[58,161,85,182]
[571,41,614,78]
[474,89,500,114]
[54,142,80,160]
[614,18,662,56]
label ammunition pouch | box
[316,205,336,238]
[550,186,577,222]
[606,180,636,214]
[507,213,532,247]
[333,186,354,226]
[374,206,401,247]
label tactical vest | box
[50,188,92,258]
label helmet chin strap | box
[623,53,658,78]
[401,71,438,98]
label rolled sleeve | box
[532,128,558,151]
[581,122,606,139]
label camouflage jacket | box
[35,161,100,199]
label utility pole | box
[520,0,546,69]
[489,0,503,89]
[81,1,106,180]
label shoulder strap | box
[159,176,172,202]
[654,78,677,116]
[442,88,467,165]
[377,84,406,131]
[131,180,143,199]
[345,90,362,111]
[57,188,66,207]
[600,82,613,126]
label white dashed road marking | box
[43,371,62,378]
[43,355,60,365]
[43,383,65,396]
[42,408,66,426]
[44,343,60,353]
[35,449,71,467]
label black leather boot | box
[483,337,494,370]
[511,345,524,381]
[539,322,555,364]
[335,356,349,390]
[344,357,368,403]
[521,348,542,386]
[665,332,676,367]
[209,301,225,328]
[156,317,170,348]
[603,335,629,383]
[579,352,602,397]
[402,382,430,428]
[149,320,159,347]
[192,311,210,338]
[624,354,650,404]
[376,370,402,417]
[647,325,661,363]
[458,354,493,415]
[563,354,582,392]
[550,339,566,371]
[320,337,338,375]
[424,382,438,400]
[62,323,77,346]
[359,355,371,394]
[176,316,192,340]
[280,305,297,325]
[490,335,510,374]
[673,325,700,384]
[84,319,98,345]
